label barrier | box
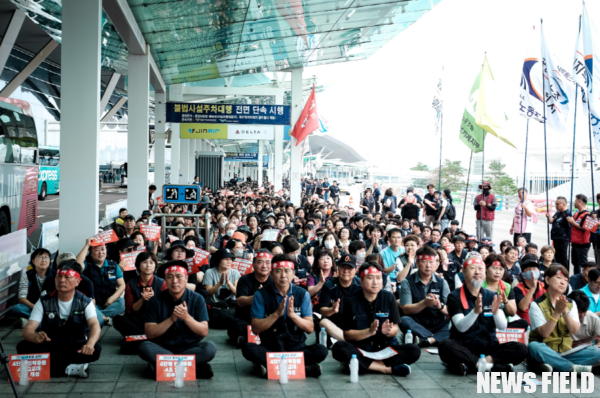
[147,213,211,253]
[100,199,127,228]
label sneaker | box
[447,362,468,376]
[491,363,514,373]
[418,338,431,348]
[253,363,267,378]
[20,318,28,329]
[106,317,114,326]
[65,363,89,378]
[572,364,592,374]
[196,363,214,379]
[305,364,322,378]
[391,364,411,377]
[538,363,553,373]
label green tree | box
[410,162,430,188]
[410,162,430,171]
[485,160,518,196]
[429,159,468,192]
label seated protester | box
[318,254,362,343]
[281,236,312,287]
[503,246,522,281]
[165,240,200,288]
[448,235,467,266]
[525,242,538,256]
[131,230,160,256]
[514,256,547,325]
[538,245,554,278]
[307,249,337,300]
[380,228,405,272]
[400,219,412,237]
[312,232,342,260]
[228,250,273,347]
[439,257,528,375]
[581,267,600,316]
[226,237,252,261]
[466,236,479,252]
[14,248,56,326]
[527,264,600,373]
[515,235,528,259]
[483,254,528,329]
[184,235,202,250]
[570,261,598,291]
[364,225,387,255]
[435,246,462,292]
[18,260,101,378]
[568,291,600,353]
[332,262,420,376]
[348,240,367,262]
[202,248,241,328]
[391,234,419,283]
[268,242,285,256]
[480,237,495,252]
[113,252,166,354]
[426,229,442,247]
[77,238,125,327]
[366,253,393,294]
[140,261,217,379]
[234,226,255,254]
[399,246,450,348]
[115,238,141,284]
[301,227,327,257]
[241,254,328,378]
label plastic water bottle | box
[350,354,359,383]
[320,327,328,347]
[477,354,487,373]
[279,355,288,384]
[405,330,413,345]
[174,358,185,388]
[19,356,28,386]
[525,326,530,345]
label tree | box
[485,160,518,196]
[428,159,468,192]
[410,162,430,171]
[410,162,430,188]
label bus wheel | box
[0,211,9,237]
[39,182,47,201]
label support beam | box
[100,96,127,122]
[59,0,101,254]
[154,92,166,194]
[290,68,303,205]
[0,39,59,98]
[274,92,284,194]
[189,138,196,181]
[102,0,146,54]
[127,46,150,218]
[149,53,166,94]
[100,72,121,113]
[258,140,263,184]
[169,84,183,184]
[0,9,26,74]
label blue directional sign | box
[163,184,200,204]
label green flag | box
[459,70,487,153]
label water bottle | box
[279,355,288,384]
[477,354,487,373]
[19,356,28,386]
[320,327,328,347]
[405,330,413,345]
[350,354,359,383]
[174,358,185,388]
[525,326,530,345]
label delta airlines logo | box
[235,129,264,135]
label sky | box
[300,0,596,176]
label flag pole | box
[568,85,578,267]
[438,112,443,192]
[461,151,473,229]
[586,89,597,265]
[541,19,550,245]
[521,119,529,238]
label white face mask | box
[234,249,244,258]
[226,230,234,237]
[356,252,366,260]
[324,240,335,250]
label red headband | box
[57,269,80,279]
[360,267,382,278]
[487,261,503,268]
[417,255,436,261]
[555,270,564,276]
[272,261,294,270]
[464,257,484,267]
[256,252,273,260]
[166,265,188,276]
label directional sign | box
[163,185,201,204]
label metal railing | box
[147,213,211,253]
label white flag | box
[432,69,443,137]
[573,20,589,116]
[519,26,545,122]
[541,23,576,133]
[582,2,600,150]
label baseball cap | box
[338,254,357,268]
[57,252,76,265]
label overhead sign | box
[243,162,269,168]
[225,152,258,161]
[167,103,291,126]
[181,124,274,140]
[163,184,201,204]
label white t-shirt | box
[529,300,579,332]
[30,296,96,323]
[523,201,536,233]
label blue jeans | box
[96,297,125,321]
[440,219,450,233]
[323,192,329,202]
[400,316,450,343]
[12,303,32,318]
[528,341,600,371]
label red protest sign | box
[191,247,210,274]
[167,234,178,243]
[140,224,161,241]
[221,189,227,195]
[307,256,314,266]
[126,335,148,342]
[9,353,50,382]
[496,328,526,344]
[446,243,455,254]
[247,325,261,345]
[583,217,599,233]
[90,230,118,246]
[227,190,234,196]
[245,192,254,198]
[120,252,141,271]
[231,258,253,276]
[267,352,305,380]
[156,355,196,382]
[156,196,166,207]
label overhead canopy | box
[307,133,367,163]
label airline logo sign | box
[181,124,274,140]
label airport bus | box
[0,101,39,237]
[38,145,60,200]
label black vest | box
[26,269,56,304]
[405,272,445,329]
[347,290,399,351]
[320,276,362,322]
[449,287,498,351]
[255,284,308,351]
[41,290,92,344]
[127,275,164,322]
[83,259,118,306]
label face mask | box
[356,252,366,260]
[226,230,234,237]
[221,222,228,228]
[483,189,490,195]
[324,240,335,250]
[234,249,244,258]
[523,270,540,280]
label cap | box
[338,254,357,268]
[123,214,135,221]
[57,252,76,265]
[210,248,236,268]
[466,235,479,243]
[480,237,495,247]
[116,238,140,251]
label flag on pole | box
[573,18,589,116]
[582,2,600,150]
[519,26,545,122]
[459,56,515,153]
[432,69,443,137]
[290,85,318,146]
[541,22,576,134]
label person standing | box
[567,194,591,276]
[329,180,340,206]
[322,178,330,203]
[360,188,376,215]
[510,188,536,244]
[546,196,571,268]
[373,183,382,214]
[438,189,453,232]
[473,181,497,241]
[423,184,438,227]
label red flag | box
[290,85,318,146]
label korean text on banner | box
[126,335,148,342]
[231,258,253,276]
[9,354,50,382]
[519,26,545,123]
[267,352,305,380]
[91,230,118,246]
[156,355,196,381]
[583,217,599,233]
[191,248,210,273]
[120,252,141,272]
[261,229,279,242]
[496,328,526,344]
[140,224,161,241]
[446,243,455,254]
[167,103,291,126]
[248,325,261,345]
[156,196,166,207]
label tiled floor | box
[0,320,599,397]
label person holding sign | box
[331,262,420,376]
[18,260,102,378]
[567,194,592,276]
[438,257,528,376]
[115,238,141,284]
[527,265,600,373]
[241,254,327,378]
[140,261,217,379]
[228,250,273,347]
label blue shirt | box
[251,283,312,320]
[380,245,405,268]
[582,284,600,314]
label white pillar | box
[180,130,190,184]
[290,68,303,205]
[60,0,101,253]
[169,84,182,184]
[258,141,263,184]
[274,92,284,193]
[127,47,150,218]
[189,138,196,180]
[154,92,166,195]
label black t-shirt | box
[76,275,95,299]
[329,185,340,198]
[448,249,467,266]
[400,199,421,220]
[341,291,401,334]
[447,286,470,318]
[551,210,572,241]
[424,193,439,216]
[234,273,273,323]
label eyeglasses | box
[123,247,135,253]
[37,256,50,261]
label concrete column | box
[258,141,263,184]
[189,138,196,180]
[169,84,182,184]
[154,92,166,195]
[274,92,284,193]
[290,68,303,205]
[59,0,101,254]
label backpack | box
[446,201,456,220]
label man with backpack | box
[567,194,592,276]
[473,181,497,241]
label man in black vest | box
[332,262,421,376]
[18,260,101,378]
[139,261,217,379]
[399,246,450,348]
[228,250,273,347]
[438,257,529,375]
[241,254,327,378]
